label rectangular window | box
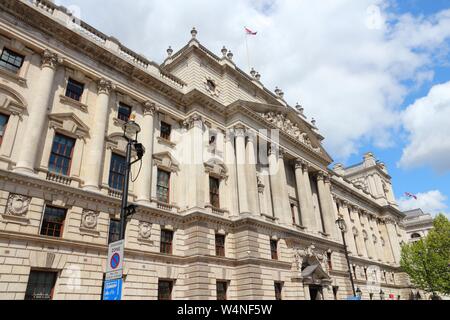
[48,134,75,176]
[109,153,126,190]
[160,229,173,254]
[65,78,85,102]
[327,252,333,270]
[40,206,66,238]
[160,121,171,140]
[25,271,57,300]
[118,103,132,122]
[274,282,283,300]
[156,169,170,203]
[216,281,228,300]
[209,176,220,208]
[0,48,24,73]
[158,280,173,300]
[290,203,297,225]
[215,234,225,257]
[270,239,278,260]
[108,219,121,244]
[0,113,9,146]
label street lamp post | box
[336,217,357,297]
[119,115,145,240]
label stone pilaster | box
[385,219,402,265]
[268,146,291,225]
[245,130,260,215]
[189,114,206,208]
[225,130,239,216]
[234,125,249,214]
[316,172,336,237]
[14,50,59,174]
[294,160,313,229]
[135,101,156,203]
[83,78,113,191]
[361,211,377,260]
[339,201,357,255]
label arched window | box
[411,233,421,239]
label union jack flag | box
[245,27,257,35]
[404,192,418,200]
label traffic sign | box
[106,240,124,277]
[103,278,122,301]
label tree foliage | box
[400,214,450,296]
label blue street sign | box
[103,278,122,301]
[346,296,361,300]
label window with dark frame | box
[65,78,85,102]
[274,282,283,300]
[270,239,278,260]
[108,219,121,244]
[333,286,339,300]
[160,229,173,254]
[290,203,297,225]
[25,271,57,300]
[108,153,126,191]
[48,133,75,176]
[327,252,333,270]
[40,206,67,238]
[160,121,171,140]
[0,113,9,146]
[209,176,220,208]
[158,280,173,300]
[215,234,225,257]
[216,281,227,300]
[156,169,170,203]
[118,103,132,122]
[0,48,24,73]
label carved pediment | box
[0,84,27,115]
[293,245,332,284]
[48,113,89,139]
[153,151,180,172]
[204,158,228,179]
[257,111,322,154]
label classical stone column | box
[361,211,377,260]
[245,130,260,215]
[294,160,313,229]
[339,201,357,255]
[83,79,113,191]
[371,218,384,262]
[14,50,59,175]
[235,125,249,214]
[354,208,368,258]
[135,101,156,203]
[378,219,395,264]
[324,175,340,239]
[225,130,239,216]
[385,219,402,264]
[316,172,336,237]
[189,115,206,208]
[268,146,291,224]
[348,206,366,257]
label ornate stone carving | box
[138,221,152,239]
[81,210,99,229]
[187,114,203,129]
[143,101,157,116]
[97,78,113,95]
[41,50,59,69]
[6,194,31,217]
[258,112,321,153]
[293,244,331,275]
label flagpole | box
[245,33,251,72]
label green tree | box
[400,214,450,297]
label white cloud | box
[399,81,450,172]
[398,190,449,217]
[56,0,450,160]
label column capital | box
[316,171,325,181]
[342,200,349,208]
[268,144,278,156]
[188,114,203,129]
[279,148,287,159]
[234,124,246,137]
[97,78,114,95]
[324,173,331,184]
[41,50,59,69]
[143,101,157,116]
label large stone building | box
[402,209,434,243]
[0,0,411,300]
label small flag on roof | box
[405,192,418,200]
[245,27,257,35]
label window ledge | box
[319,231,330,237]
[0,67,26,86]
[293,223,306,230]
[59,95,88,112]
[205,204,228,215]
[157,137,176,148]
[151,198,179,212]
[261,213,278,222]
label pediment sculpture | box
[293,245,332,284]
[258,112,321,154]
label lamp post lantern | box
[336,217,357,297]
[119,115,145,240]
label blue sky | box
[57,0,450,216]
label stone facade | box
[402,209,434,243]
[0,0,412,300]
